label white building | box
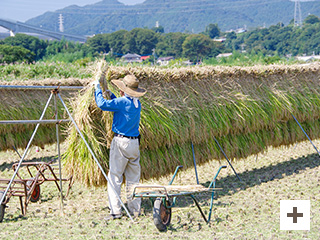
[156,56,174,66]
[121,53,142,63]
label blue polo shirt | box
[95,88,141,137]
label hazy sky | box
[1,0,145,22]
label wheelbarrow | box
[132,165,227,231]
[0,160,73,222]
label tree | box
[182,34,214,62]
[204,24,220,39]
[1,33,47,60]
[0,44,34,63]
[151,26,165,34]
[224,31,237,51]
[156,32,188,58]
[45,38,78,55]
[304,14,320,25]
[108,30,128,56]
[223,18,320,57]
[244,32,262,50]
[226,31,237,40]
[86,34,110,55]
[123,28,158,55]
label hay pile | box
[63,62,320,186]
[0,78,88,151]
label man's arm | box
[95,88,119,111]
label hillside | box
[25,0,320,35]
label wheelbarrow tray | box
[131,165,227,231]
[0,161,73,222]
[132,184,221,198]
[0,178,34,218]
[11,161,73,194]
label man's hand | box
[104,89,112,97]
[93,77,101,90]
[93,60,108,91]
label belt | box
[114,133,139,139]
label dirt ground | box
[0,139,319,239]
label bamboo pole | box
[54,92,64,213]
[0,120,70,124]
[0,85,83,91]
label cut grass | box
[0,139,319,239]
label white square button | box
[280,200,310,230]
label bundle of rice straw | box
[63,61,320,186]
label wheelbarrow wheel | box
[153,197,171,232]
[0,191,6,223]
[26,180,41,203]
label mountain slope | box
[25,0,320,35]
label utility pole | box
[59,14,64,33]
[152,48,155,65]
[294,0,302,27]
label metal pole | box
[169,165,183,185]
[291,113,320,157]
[0,85,83,91]
[12,145,22,159]
[190,194,207,222]
[191,142,199,184]
[54,93,64,211]
[207,165,227,222]
[214,137,242,182]
[0,93,54,206]
[0,120,69,125]
[57,93,134,222]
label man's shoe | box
[104,214,122,221]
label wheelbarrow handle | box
[208,165,227,190]
[207,165,227,223]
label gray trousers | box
[108,136,141,216]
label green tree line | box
[227,15,320,57]
[1,15,320,65]
[0,27,222,64]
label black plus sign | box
[287,207,303,223]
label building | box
[213,37,226,42]
[296,55,320,62]
[156,56,174,66]
[225,27,247,34]
[121,53,142,63]
[141,55,150,61]
[216,53,233,58]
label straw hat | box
[111,75,147,97]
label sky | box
[1,0,145,22]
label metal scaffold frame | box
[0,85,134,222]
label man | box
[94,74,147,221]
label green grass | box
[0,61,91,81]
[0,140,319,239]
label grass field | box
[0,138,319,239]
